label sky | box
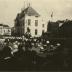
[0,0,72,27]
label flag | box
[51,12,53,18]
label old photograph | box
[0,0,71,71]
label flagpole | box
[51,11,53,22]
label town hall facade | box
[14,5,47,37]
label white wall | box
[24,15,47,37]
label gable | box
[22,6,40,17]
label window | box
[42,30,44,35]
[35,16,38,17]
[8,29,10,32]
[35,20,38,26]
[42,24,44,28]
[35,29,38,35]
[28,19,31,26]
[27,27,30,32]
[4,30,5,33]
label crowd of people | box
[0,36,65,70]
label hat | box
[56,43,61,46]
[46,41,50,44]
[13,44,18,49]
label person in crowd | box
[23,46,34,67]
[0,39,14,68]
[24,38,32,51]
[2,39,12,59]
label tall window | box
[35,20,38,26]
[28,19,31,26]
[35,29,38,35]
[27,27,30,32]
[42,30,44,35]
[42,24,44,28]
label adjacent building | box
[14,5,47,37]
[0,24,11,36]
[47,20,64,33]
[46,20,64,38]
[57,20,72,38]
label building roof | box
[15,6,40,20]
[57,20,64,23]
[0,24,10,28]
[0,24,3,26]
[3,25,9,27]
[21,6,40,17]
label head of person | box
[13,42,18,49]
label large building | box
[0,24,11,36]
[14,5,47,37]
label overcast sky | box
[0,0,72,27]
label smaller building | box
[3,25,11,36]
[0,24,11,36]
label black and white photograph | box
[0,0,72,71]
